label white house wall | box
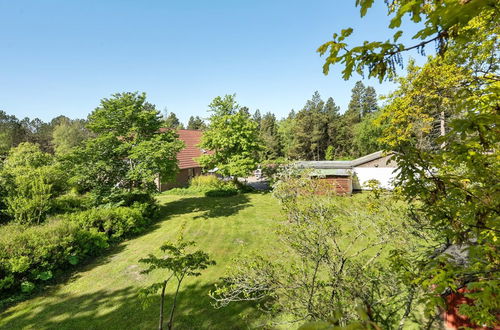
[352,167,398,190]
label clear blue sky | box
[0,0,426,123]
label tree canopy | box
[197,94,262,178]
[318,1,499,326]
[72,92,183,198]
[186,116,206,130]
[318,0,499,81]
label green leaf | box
[37,270,53,281]
[68,255,79,265]
[21,281,35,294]
[393,30,403,42]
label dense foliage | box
[0,92,177,305]
[318,0,499,327]
[0,220,108,303]
[275,87,383,161]
[71,92,183,199]
[0,143,67,224]
[186,115,206,130]
[198,94,262,178]
[0,113,88,156]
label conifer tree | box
[163,112,183,129]
[186,116,206,130]
[324,97,342,158]
[362,86,379,117]
[252,109,262,130]
[345,81,365,123]
[290,92,326,160]
[277,110,296,159]
[259,112,282,160]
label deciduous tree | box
[72,92,183,199]
[318,1,499,325]
[198,94,262,179]
[52,118,90,155]
[212,173,422,328]
[139,232,215,330]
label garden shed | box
[297,151,397,194]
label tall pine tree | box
[277,110,296,159]
[162,112,183,129]
[289,92,330,160]
[187,116,206,130]
[324,97,343,158]
[259,112,282,160]
[253,109,262,130]
[362,86,378,117]
[345,81,365,123]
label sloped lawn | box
[0,192,283,330]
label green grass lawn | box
[0,192,283,330]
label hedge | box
[63,206,150,241]
[0,220,108,301]
[0,200,159,304]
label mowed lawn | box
[0,192,283,330]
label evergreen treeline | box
[0,81,383,161]
[261,81,383,161]
[0,112,90,156]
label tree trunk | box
[167,276,184,330]
[159,280,167,330]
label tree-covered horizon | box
[1,80,382,161]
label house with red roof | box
[156,129,208,191]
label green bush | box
[165,175,239,196]
[205,188,238,197]
[0,220,108,301]
[50,193,91,215]
[189,175,222,190]
[63,206,150,240]
[4,175,52,224]
[0,199,159,303]
[107,190,159,219]
[102,190,156,206]
[1,143,70,224]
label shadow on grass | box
[0,281,258,330]
[158,194,251,220]
[0,194,253,321]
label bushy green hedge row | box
[0,197,159,304]
[204,187,238,197]
[165,175,253,197]
[0,220,108,302]
[62,206,150,241]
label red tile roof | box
[175,129,206,169]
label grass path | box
[0,193,283,330]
